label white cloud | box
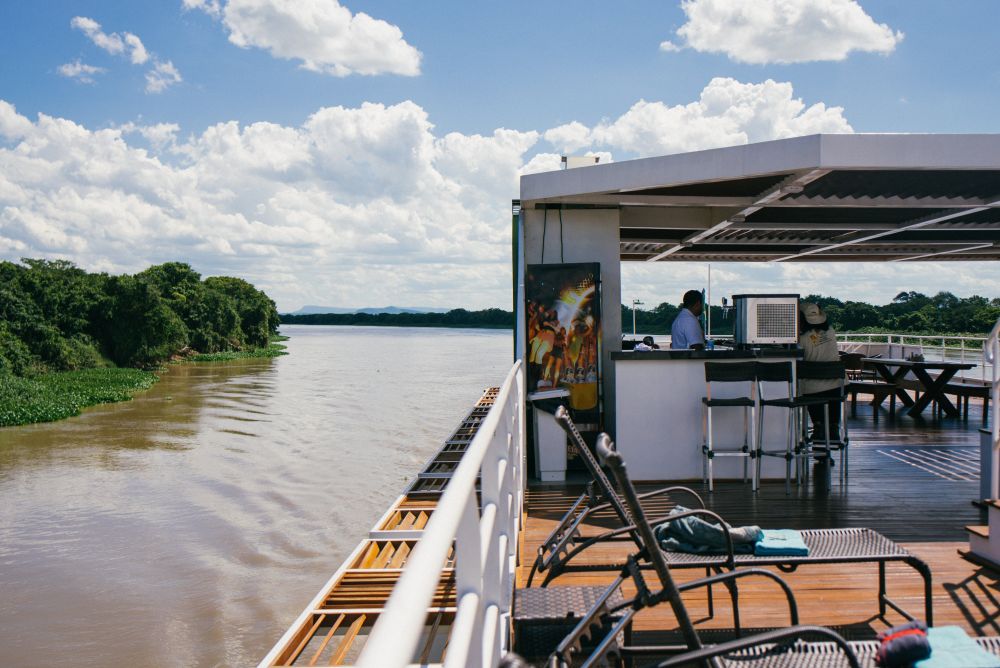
[0,99,530,309]
[145,60,183,93]
[57,60,106,84]
[659,40,682,53]
[545,78,852,157]
[622,261,1000,314]
[71,16,126,55]
[0,80,867,311]
[182,0,222,18]
[187,0,422,77]
[124,33,150,65]
[70,16,168,91]
[670,0,904,64]
[71,16,149,64]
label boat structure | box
[262,134,1000,667]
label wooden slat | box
[282,614,325,666]
[328,614,366,666]
[419,612,444,665]
[307,613,345,667]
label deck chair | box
[547,432,863,668]
[546,435,1000,668]
[540,407,934,628]
[525,406,707,588]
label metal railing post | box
[357,361,524,668]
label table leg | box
[869,363,914,407]
[907,367,960,417]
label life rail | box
[356,360,526,668]
[984,319,1000,499]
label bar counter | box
[613,349,801,482]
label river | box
[0,325,512,667]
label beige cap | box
[802,302,826,325]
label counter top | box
[611,349,802,361]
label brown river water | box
[0,325,512,667]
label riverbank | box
[0,338,290,428]
[190,338,289,361]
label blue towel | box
[754,529,809,556]
[916,626,1000,667]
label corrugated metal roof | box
[519,134,1000,262]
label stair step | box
[959,548,1000,574]
[965,525,990,539]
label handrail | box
[357,360,525,668]
[839,331,993,381]
[985,319,1000,499]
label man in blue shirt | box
[670,290,706,350]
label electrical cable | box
[541,207,547,263]
[559,206,565,262]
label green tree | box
[203,276,279,348]
[106,276,188,367]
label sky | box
[1,0,999,312]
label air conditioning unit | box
[733,294,800,345]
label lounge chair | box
[534,407,933,628]
[544,433,1000,667]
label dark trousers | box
[803,388,843,440]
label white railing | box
[985,321,1000,500]
[839,332,992,382]
[357,361,526,668]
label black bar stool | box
[701,362,757,492]
[797,360,850,486]
[754,361,832,494]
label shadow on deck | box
[518,401,999,645]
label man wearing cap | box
[799,303,843,441]
[670,290,706,350]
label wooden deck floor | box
[517,402,999,645]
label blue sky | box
[1,0,999,311]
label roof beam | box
[889,243,996,262]
[769,195,1000,208]
[534,194,756,207]
[645,169,833,261]
[772,196,1000,262]
[731,221,898,231]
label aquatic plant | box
[0,368,157,427]
[190,342,288,362]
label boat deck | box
[516,402,998,653]
[262,390,998,666]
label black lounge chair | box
[544,434,1000,668]
[535,407,933,628]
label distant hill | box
[289,305,444,316]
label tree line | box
[622,291,1000,337]
[0,259,281,375]
[281,308,513,328]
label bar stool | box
[701,362,757,492]
[797,360,850,486]
[754,361,830,494]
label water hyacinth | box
[191,342,288,362]
[0,369,157,427]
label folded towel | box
[754,529,809,556]
[916,626,1000,668]
[877,621,930,667]
[654,506,761,555]
[878,620,928,641]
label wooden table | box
[862,358,976,417]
